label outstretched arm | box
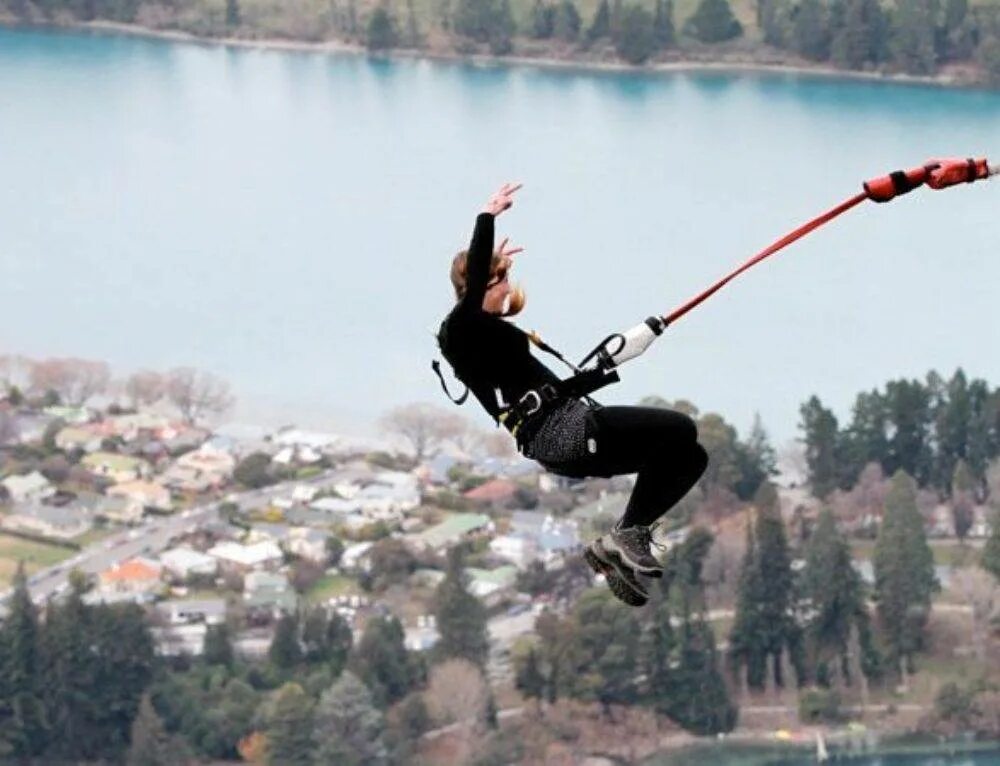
[459,182,522,311]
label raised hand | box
[482,182,522,217]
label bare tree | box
[951,567,999,662]
[165,367,235,424]
[0,410,19,446]
[378,403,465,462]
[424,659,489,761]
[124,370,166,409]
[29,357,110,406]
[0,354,33,391]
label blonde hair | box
[449,250,525,316]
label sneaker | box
[584,539,648,607]
[601,522,665,578]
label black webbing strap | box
[431,360,468,405]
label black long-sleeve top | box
[437,213,563,428]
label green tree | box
[234,452,274,489]
[873,470,939,676]
[367,4,399,50]
[802,508,879,685]
[792,0,831,60]
[653,0,675,47]
[977,36,1000,85]
[269,614,301,670]
[734,413,778,501]
[758,0,792,46]
[514,647,546,706]
[225,0,239,26]
[684,0,742,42]
[554,0,582,40]
[351,615,417,707]
[433,547,490,666]
[313,671,388,766]
[615,3,656,63]
[952,458,976,542]
[301,608,352,672]
[264,683,315,766]
[531,0,556,37]
[586,0,611,42]
[800,396,843,498]
[0,564,47,758]
[981,509,1000,581]
[204,623,234,668]
[890,0,940,73]
[831,0,889,68]
[728,485,800,689]
[126,694,182,766]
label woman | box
[437,182,708,607]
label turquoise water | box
[2,26,1000,439]
[644,744,1000,765]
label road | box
[6,469,346,606]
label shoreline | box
[3,18,995,92]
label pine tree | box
[203,623,234,668]
[800,396,843,499]
[0,563,47,758]
[264,683,315,766]
[269,613,301,670]
[830,0,889,68]
[873,470,938,676]
[586,0,611,43]
[553,0,582,41]
[684,0,742,43]
[735,413,778,501]
[982,509,1000,582]
[802,508,878,685]
[615,4,656,64]
[367,4,399,50]
[515,647,546,706]
[313,671,388,766]
[729,486,800,690]
[433,547,489,666]
[889,0,939,74]
[126,694,178,766]
[653,0,675,47]
[225,0,240,26]
[952,458,975,542]
[792,0,831,60]
[351,615,417,707]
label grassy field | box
[0,533,75,588]
[305,573,360,603]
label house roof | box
[159,547,218,571]
[208,541,283,566]
[412,513,491,548]
[2,471,52,496]
[102,558,162,583]
[8,501,85,528]
[464,478,518,502]
[81,452,148,473]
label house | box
[157,598,227,626]
[404,615,440,652]
[92,494,142,524]
[42,405,92,425]
[414,454,459,487]
[292,484,319,503]
[208,541,284,572]
[159,547,219,579]
[160,464,218,494]
[286,527,330,563]
[108,480,172,515]
[2,501,91,539]
[464,478,519,505]
[246,523,292,546]
[273,445,323,465]
[54,426,103,453]
[511,511,580,565]
[340,541,375,573]
[311,497,363,517]
[99,558,163,597]
[1,471,55,504]
[80,452,151,483]
[243,571,297,615]
[489,534,539,569]
[152,624,207,657]
[174,445,236,481]
[410,513,493,552]
[465,566,518,605]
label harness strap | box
[431,360,468,405]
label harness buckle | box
[518,390,543,416]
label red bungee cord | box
[661,157,998,328]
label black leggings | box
[543,405,708,529]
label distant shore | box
[3,17,994,92]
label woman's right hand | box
[482,182,522,216]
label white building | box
[160,547,219,579]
